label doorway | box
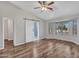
[26,20,39,43]
[3,17,14,49]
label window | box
[32,21,39,38]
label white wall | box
[0,17,4,49]
[39,20,47,39]
[14,16,25,46]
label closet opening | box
[3,17,14,49]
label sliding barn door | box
[26,20,39,43]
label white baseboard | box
[0,48,4,50]
[14,42,26,46]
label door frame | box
[25,19,40,43]
[3,17,14,48]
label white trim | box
[0,17,4,49]
[13,18,16,46]
[0,48,4,50]
[14,42,26,46]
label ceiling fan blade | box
[43,1,46,5]
[38,1,44,7]
[34,7,40,9]
[38,1,42,5]
[47,7,53,11]
[48,1,54,6]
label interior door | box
[26,20,39,43]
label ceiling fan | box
[34,1,54,11]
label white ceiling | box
[0,1,21,17]
[0,1,79,20]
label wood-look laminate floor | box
[0,39,79,58]
[4,39,13,49]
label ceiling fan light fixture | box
[41,7,47,11]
